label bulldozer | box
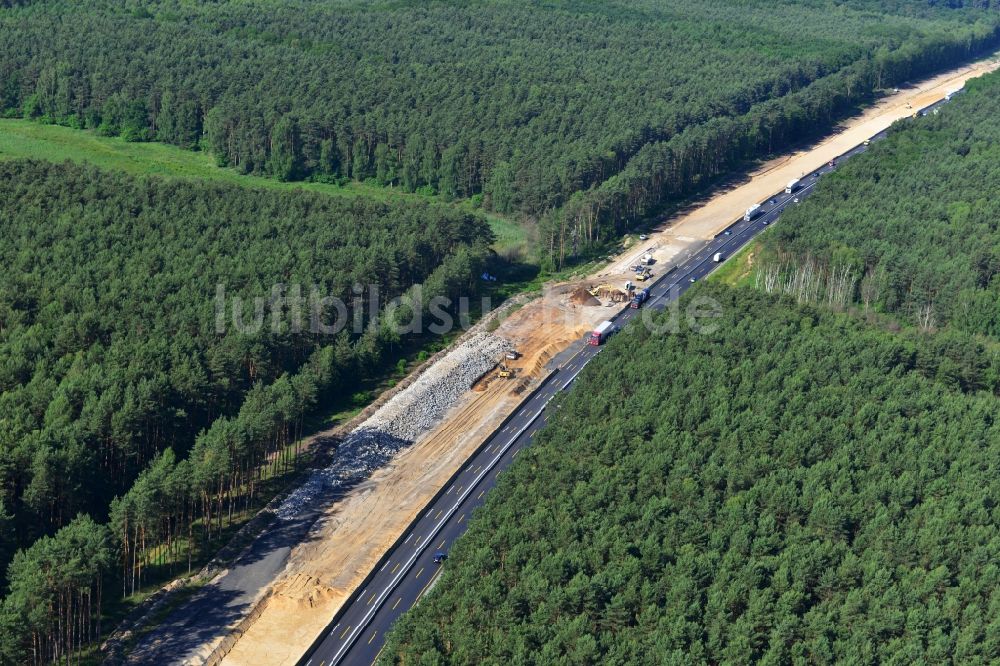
[497,363,516,379]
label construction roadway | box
[299,92,957,666]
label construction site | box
[116,54,1000,666]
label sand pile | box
[569,286,600,306]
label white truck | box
[744,203,761,222]
[713,252,724,262]
[785,178,800,194]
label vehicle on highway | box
[828,160,836,167]
[863,139,871,146]
[630,288,650,309]
[793,197,800,203]
[785,178,801,194]
[689,277,696,283]
[713,252,723,262]
[588,321,618,346]
[724,230,731,236]
[433,551,447,564]
[639,234,648,240]
[744,203,762,222]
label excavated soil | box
[569,285,601,306]
[219,52,1000,666]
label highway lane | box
[300,96,953,666]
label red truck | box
[588,321,618,346]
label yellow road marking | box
[391,563,400,574]
[458,514,465,524]
[435,509,443,520]
[339,625,351,639]
[392,597,402,610]
[368,631,378,645]
[416,566,424,579]
[415,535,423,545]
[416,568,441,601]
[437,540,445,549]
[367,592,376,605]
[478,490,485,499]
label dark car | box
[433,551,448,564]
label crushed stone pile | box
[276,333,512,520]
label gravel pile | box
[276,333,511,520]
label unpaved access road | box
[600,55,1000,278]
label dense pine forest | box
[761,69,1000,338]
[384,285,1000,663]
[384,62,1000,666]
[4,0,1000,663]
[3,0,1000,264]
[0,159,490,663]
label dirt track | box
[599,56,1000,278]
[219,52,1000,666]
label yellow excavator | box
[498,363,516,379]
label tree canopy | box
[0,159,491,662]
[384,285,1000,664]
[761,69,1000,338]
[2,0,999,264]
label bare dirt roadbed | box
[599,55,1000,278]
[215,53,1000,666]
[221,291,607,665]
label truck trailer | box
[588,321,617,346]
[744,204,761,221]
[785,178,800,194]
[630,288,650,308]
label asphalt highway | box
[300,96,952,666]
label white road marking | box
[324,404,551,665]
